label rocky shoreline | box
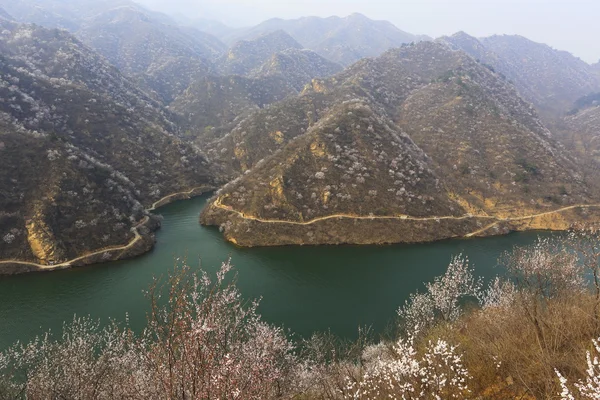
[200,199,600,247]
[0,187,214,276]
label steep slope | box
[173,34,340,141]
[560,104,600,179]
[0,0,79,30]
[252,48,343,90]
[76,6,226,103]
[593,62,600,80]
[201,42,599,246]
[440,33,599,120]
[0,0,173,31]
[222,13,425,66]
[201,90,334,181]
[0,20,165,114]
[0,6,11,20]
[170,74,296,142]
[0,22,215,272]
[217,30,303,76]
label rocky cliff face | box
[0,21,215,269]
[200,42,597,246]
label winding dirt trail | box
[213,198,600,237]
[213,197,496,225]
[0,187,208,272]
[4,193,599,272]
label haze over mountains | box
[1,0,600,273]
[219,13,429,66]
[0,6,11,20]
[439,32,600,121]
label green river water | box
[0,194,553,349]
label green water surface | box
[0,194,551,349]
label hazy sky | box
[137,0,600,64]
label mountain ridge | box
[76,5,226,103]
[200,41,599,246]
[251,48,343,90]
[220,13,426,66]
[217,30,302,76]
[439,32,600,121]
[0,21,216,272]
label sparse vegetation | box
[1,3,600,398]
[4,229,600,399]
[440,32,599,120]
[0,20,215,268]
[202,41,596,246]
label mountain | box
[562,103,600,162]
[181,17,237,38]
[76,6,226,103]
[221,13,426,66]
[593,62,600,79]
[252,48,343,90]
[0,0,80,30]
[0,0,226,104]
[439,32,600,120]
[0,6,12,20]
[0,21,215,272]
[171,48,340,143]
[171,32,341,139]
[200,42,597,247]
[556,97,600,188]
[217,30,303,76]
[0,20,166,110]
[170,74,296,142]
[0,0,175,31]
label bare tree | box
[499,237,584,347]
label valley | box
[0,193,552,349]
[2,1,600,398]
[0,0,599,271]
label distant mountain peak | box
[218,29,303,76]
[95,5,153,23]
[346,12,369,20]
[76,5,226,103]
[253,29,303,48]
[179,16,234,37]
[440,31,600,121]
[449,31,477,40]
[221,14,424,66]
[252,46,343,90]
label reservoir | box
[0,194,550,349]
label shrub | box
[0,261,297,400]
